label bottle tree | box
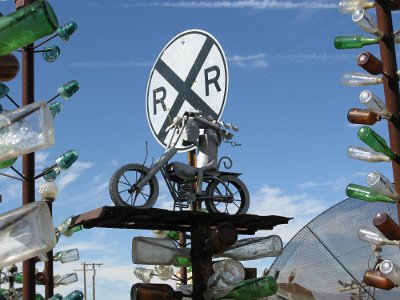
[335,0,400,290]
[0,1,79,299]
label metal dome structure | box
[268,198,400,300]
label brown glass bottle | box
[347,108,381,125]
[364,270,395,290]
[130,283,183,300]
[373,212,400,240]
[206,222,238,254]
[390,0,400,10]
[357,52,383,75]
[0,54,19,82]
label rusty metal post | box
[21,42,36,300]
[44,203,54,298]
[191,221,212,300]
[375,1,400,222]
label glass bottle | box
[154,265,174,281]
[132,237,190,265]
[373,212,400,240]
[334,36,379,49]
[0,82,9,98]
[63,290,84,300]
[347,108,381,125]
[220,276,278,299]
[338,0,374,14]
[130,283,183,300]
[204,259,245,299]
[54,273,78,286]
[357,226,399,247]
[367,171,400,200]
[364,270,394,290]
[206,222,238,254]
[379,260,400,285]
[0,0,59,56]
[352,9,383,37]
[57,216,83,237]
[57,21,78,41]
[347,145,391,162]
[42,45,60,62]
[359,90,391,118]
[358,126,397,160]
[341,72,382,86]
[47,294,63,300]
[346,183,397,203]
[58,80,80,100]
[217,235,283,260]
[49,102,62,119]
[36,294,45,300]
[357,52,383,75]
[134,267,154,283]
[56,149,79,170]
[53,248,79,263]
[0,157,17,169]
[0,54,19,81]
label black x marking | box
[154,36,220,143]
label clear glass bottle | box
[154,265,174,281]
[380,260,400,285]
[338,0,374,14]
[347,108,381,125]
[54,273,78,286]
[357,52,383,75]
[352,9,382,37]
[347,145,391,162]
[359,90,391,118]
[0,53,19,81]
[134,267,154,283]
[357,227,399,247]
[220,276,278,299]
[53,248,79,263]
[346,183,397,203]
[204,259,245,299]
[358,126,397,160]
[132,237,190,265]
[367,171,400,200]
[217,235,283,260]
[57,216,83,237]
[341,72,382,86]
[334,35,379,49]
[0,0,59,55]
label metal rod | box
[47,93,60,104]
[375,0,400,222]
[32,34,57,50]
[0,172,23,181]
[10,166,27,181]
[5,94,20,108]
[44,202,54,298]
[21,42,36,300]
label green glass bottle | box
[358,126,398,160]
[0,157,17,169]
[57,22,78,41]
[0,83,9,98]
[13,273,23,284]
[35,294,44,300]
[43,166,61,182]
[219,276,278,299]
[0,0,59,56]
[56,149,78,170]
[63,290,84,300]
[334,35,379,49]
[47,294,62,300]
[49,102,62,118]
[42,45,60,62]
[167,231,180,240]
[174,256,192,267]
[58,80,79,100]
[346,183,397,203]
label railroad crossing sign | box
[146,29,228,151]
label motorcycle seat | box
[167,162,197,180]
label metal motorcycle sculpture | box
[109,111,250,215]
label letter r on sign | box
[153,87,168,115]
[204,66,221,97]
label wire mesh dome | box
[268,197,400,300]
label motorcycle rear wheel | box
[205,175,250,215]
[109,163,159,208]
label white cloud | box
[228,54,269,68]
[249,185,328,242]
[296,172,367,191]
[57,162,94,191]
[121,0,337,10]
[68,61,152,68]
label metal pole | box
[44,203,54,298]
[83,263,87,300]
[21,42,36,300]
[375,1,400,221]
[92,267,96,300]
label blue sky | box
[1,0,398,299]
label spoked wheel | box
[205,175,250,215]
[109,163,159,208]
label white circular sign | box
[146,29,228,150]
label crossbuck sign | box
[146,30,228,151]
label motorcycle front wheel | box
[109,163,159,208]
[205,175,250,215]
